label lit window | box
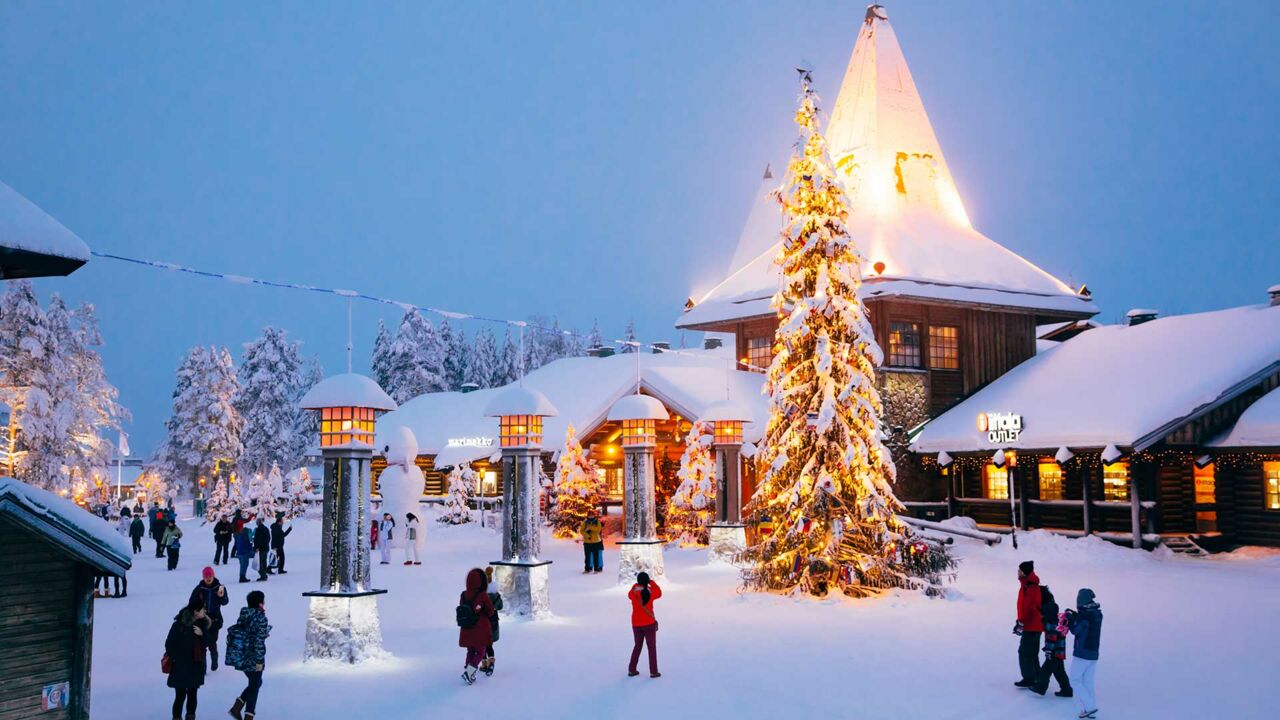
[1038,461,1063,501]
[1194,463,1216,505]
[928,325,960,370]
[596,467,623,497]
[984,463,1009,500]
[482,471,498,495]
[888,321,922,368]
[746,336,772,372]
[1265,462,1280,510]
[1102,462,1130,502]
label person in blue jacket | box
[1065,588,1103,719]
[234,525,255,583]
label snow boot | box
[650,672,661,678]
[210,649,219,671]
[1014,680,1034,689]
[244,714,255,720]
[1056,689,1073,698]
[482,659,495,677]
[627,670,640,677]
[462,665,478,685]
[228,697,244,719]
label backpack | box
[224,622,246,669]
[455,603,478,629]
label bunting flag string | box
[90,250,768,372]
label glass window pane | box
[928,325,959,370]
[1102,462,1130,502]
[1038,461,1063,501]
[984,464,1009,500]
[888,321,922,368]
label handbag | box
[161,654,172,674]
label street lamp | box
[704,400,751,563]
[608,394,669,582]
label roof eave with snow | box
[0,478,132,575]
[0,182,91,279]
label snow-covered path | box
[92,507,1277,719]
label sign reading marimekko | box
[446,437,494,448]
[976,412,1023,444]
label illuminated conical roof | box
[678,5,1095,330]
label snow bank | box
[0,477,132,560]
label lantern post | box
[483,386,558,618]
[298,373,397,663]
[704,400,750,563]
[608,394,669,582]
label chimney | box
[703,337,723,350]
[651,341,670,354]
[459,382,479,394]
[1125,308,1159,327]
[587,345,615,358]
[1269,284,1280,307]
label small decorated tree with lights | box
[204,477,230,522]
[550,424,600,539]
[283,468,311,520]
[738,73,955,598]
[246,468,279,520]
[439,464,474,525]
[665,420,716,545]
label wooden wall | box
[372,456,447,496]
[0,520,77,720]
[1217,457,1280,546]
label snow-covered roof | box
[0,181,91,279]
[701,399,753,422]
[911,303,1280,453]
[0,477,132,575]
[677,7,1094,330]
[608,394,670,422]
[1126,308,1160,318]
[377,348,770,467]
[1209,387,1280,448]
[299,373,397,411]
[483,386,559,417]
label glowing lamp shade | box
[608,395,669,448]
[299,373,397,450]
[703,400,751,446]
[483,386,559,450]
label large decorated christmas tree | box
[665,420,716,545]
[549,424,600,539]
[438,464,475,525]
[738,73,955,598]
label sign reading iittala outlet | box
[976,412,1023,444]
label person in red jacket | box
[458,567,495,685]
[627,571,662,678]
[1014,560,1044,689]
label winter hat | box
[1076,588,1096,607]
[1018,560,1034,575]
[202,566,215,581]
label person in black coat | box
[129,515,146,554]
[190,566,230,671]
[165,597,210,720]
[252,518,271,581]
[213,516,233,566]
[269,515,292,574]
[149,503,164,557]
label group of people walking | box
[210,511,292,583]
[164,566,272,720]
[1013,560,1104,719]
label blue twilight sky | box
[2,1,1278,455]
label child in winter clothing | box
[1032,586,1072,697]
[480,566,503,675]
[627,571,662,678]
[580,513,604,573]
[129,514,145,554]
[1065,588,1103,719]
[165,597,210,720]
[458,567,496,684]
[403,513,422,565]
[226,590,271,720]
[371,519,380,551]
[163,520,183,571]
[379,514,396,565]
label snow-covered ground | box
[93,505,1277,719]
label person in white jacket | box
[378,513,395,565]
[403,513,423,566]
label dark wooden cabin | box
[0,478,131,720]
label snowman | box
[378,425,427,564]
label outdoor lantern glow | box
[714,420,744,445]
[499,414,543,448]
[704,400,751,446]
[621,418,657,447]
[299,373,397,449]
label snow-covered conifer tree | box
[438,464,474,524]
[205,477,231,521]
[665,420,716,545]
[283,468,311,519]
[467,328,500,389]
[496,329,521,386]
[247,465,280,521]
[157,346,243,496]
[550,424,599,538]
[739,75,955,597]
[387,309,446,403]
[586,320,604,351]
[619,320,638,353]
[18,296,79,492]
[0,281,45,478]
[291,360,322,463]
[440,319,469,391]
[236,327,313,477]
[371,320,396,395]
